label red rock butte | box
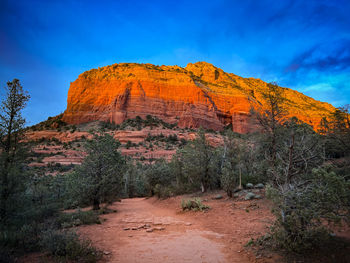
[62,62,335,133]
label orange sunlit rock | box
[62,62,335,133]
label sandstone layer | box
[63,62,335,133]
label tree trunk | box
[93,198,100,210]
[238,166,242,189]
[201,182,206,193]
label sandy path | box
[78,197,253,263]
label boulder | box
[246,183,254,189]
[212,194,223,200]
[244,192,256,200]
[255,183,264,189]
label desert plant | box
[266,167,350,252]
[56,210,100,228]
[40,230,102,262]
[181,198,210,211]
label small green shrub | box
[181,198,210,211]
[153,184,173,199]
[125,140,133,149]
[57,210,100,228]
[41,230,102,262]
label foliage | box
[266,167,350,252]
[0,79,30,224]
[250,82,287,182]
[181,198,210,211]
[320,105,350,158]
[67,133,126,210]
[145,133,178,144]
[320,105,350,180]
[178,128,218,192]
[40,230,102,262]
[248,82,350,253]
[220,131,246,196]
[0,80,102,262]
[272,118,324,186]
[110,115,177,130]
[57,210,101,228]
[123,161,147,198]
[29,114,66,131]
[143,159,175,197]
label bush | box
[181,198,210,211]
[265,167,350,253]
[0,223,41,253]
[124,163,147,198]
[153,184,174,199]
[41,230,102,262]
[143,160,176,196]
[56,210,100,228]
[125,140,132,149]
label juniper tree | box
[321,105,350,158]
[68,134,126,210]
[263,118,350,251]
[220,131,242,197]
[180,129,216,192]
[0,79,30,224]
[250,82,287,183]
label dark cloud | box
[286,39,350,72]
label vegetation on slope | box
[1,79,349,262]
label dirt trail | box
[79,198,227,262]
[79,194,275,263]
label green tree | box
[124,160,146,198]
[180,129,216,192]
[68,134,126,210]
[321,105,350,158]
[263,119,345,252]
[143,159,174,197]
[267,166,350,252]
[273,118,324,187]
[220,131,244,197]
[250,82,286,183]
[0,79,30,224]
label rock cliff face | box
[63,62,335,133]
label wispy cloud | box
[286,39,350,73]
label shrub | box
[41,230,102,262]
[153,184,173,199]
[56,210,100,228]
[125,140,132,149]
[181,198,210,211]
[265,167,350,253]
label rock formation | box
[62,62,335,133]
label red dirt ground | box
[19,190,350,263]
[78,191,281,263]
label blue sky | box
[0,0,349,125]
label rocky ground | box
[24,122,225,174]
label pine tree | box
[0,79,30,224]
[68,134,126,210]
